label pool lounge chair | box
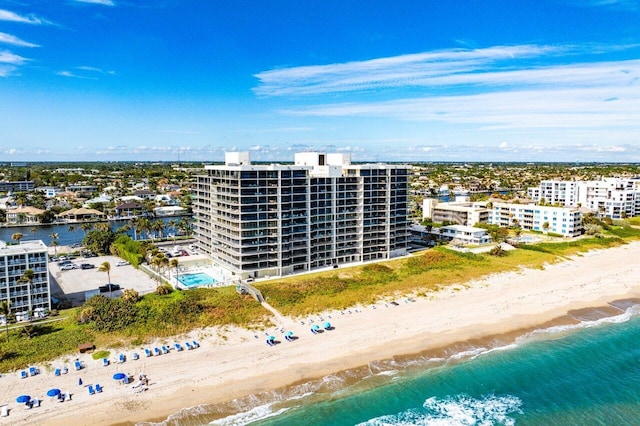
[88,385,95,395]
[192,340,199,348]
[161,345,169,354]
[54,368,61,376]
[20,370,27,379]
[174,343,183,351]
[144,348,152,357]
[118,353,126,363]
[95,383,103,393]
[132,352,139,360]
[153,347,161,356]
[185,342,193,350]
[74,360,83,371]
[29,366,39,376]
[102,358,109,367]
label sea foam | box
[358,394,523,426]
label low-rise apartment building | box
[0,240,51,321]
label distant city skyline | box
[1,1,639,162]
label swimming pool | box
[177,272,217,288]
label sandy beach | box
[2,241,640,425]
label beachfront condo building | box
[0,240,51,321]
[193,152,409,280]
[488,202,583,237]
[422,197,490,227]
[528,178,640,219]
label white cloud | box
[0,50,28,65]
[74,0,115,6]
[0,9,51,25]
[56,70,98,80]
[76,66,115,75]
[254,43,638,97]
[0,65,17,77]
[0,32,39,48]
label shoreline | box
[2,242,640,425]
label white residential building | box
[0,240,51,320]
[422,197,490,227]
[489,202,582,237]
[528,177,640,219]
[193,152,409,279]
[438,225,492,245]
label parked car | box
[99,283,121,293]
[60,263,78,271]
[116,260,130,267]
[80,263,95,269]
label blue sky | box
[1,0,639,163]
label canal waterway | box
[0,216,192,246]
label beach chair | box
[32,398,40,408]
[161,345,169,354]
[132,352,139,360]
[1,404,8,417]
[102,358,109,367]
[29,366,38,376]
[174,343,183,352]
[54,368,61,376]
[20,370,27,379]
[185,341,193,350]
[118,353,126,363]
[144,348,152,357]
[74,360,82,371]
[153,347,161,356]
[192,340,199,348]
[88,385,95,395]
[95,383,103,393]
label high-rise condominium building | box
[193,152,409,279]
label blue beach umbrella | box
[323,322,331,329]
[113,372,126,381]
[16,395,30,403]
[311,324,320,331]
[46,388,61,397]
[268,335,275,341]
[285,331,294,337]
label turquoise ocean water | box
[152,300,640,426]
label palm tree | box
[151,220,165,240]
[98,261,111,284]
[80,222,93,236]
[168,219,178,240]
[0,300,10,342]
[49,233,59,257]
[18,269,35,316]
[170,258,179,281]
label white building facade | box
[489,202,582,237]
[194,152,409,279]
[0,240,51,319]
[528,178,640,219]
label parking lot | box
[49,255,159,307]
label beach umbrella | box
[311,324,320,331]
[46,388,61,397]
[16,395,30,403]
[268,335,275,341]
[113,372,126,381]
[323,322,331,329]
[285,331,294,337]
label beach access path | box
[2,241,640,425]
